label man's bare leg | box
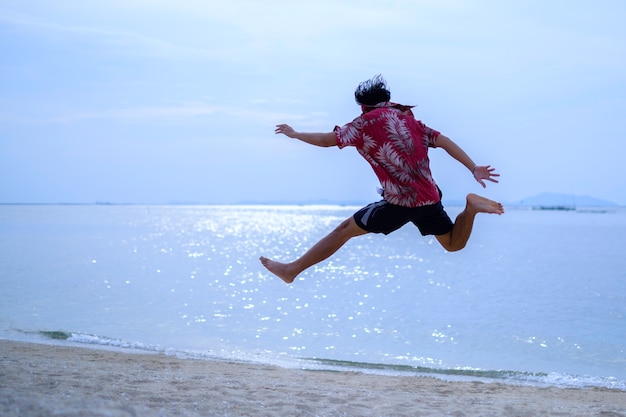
[260,217,368,284]
[436,193,504,252]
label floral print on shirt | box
[335,102,441,207]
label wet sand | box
[1,340,625,416]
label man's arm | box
[275,124,337,147]
[434,134,500,188]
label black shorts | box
[353,200,453,236]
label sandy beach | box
[1,340,625,417]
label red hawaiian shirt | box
[334,102,441,207]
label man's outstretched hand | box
[275,124,297,138]
[473,165,500,188]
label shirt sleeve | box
[334,118,365,149]
[419,121,441,148]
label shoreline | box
[1,340,625,416]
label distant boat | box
[576,208,610,213]
[532,205,576,211]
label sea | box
[1,203,625,390]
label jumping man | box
[260,75,504,284]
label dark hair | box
[354,74,391,105]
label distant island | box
[518,192,617,209]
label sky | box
[1,0,625,205]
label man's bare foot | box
[259,256,297,284]
[467,193,505,215]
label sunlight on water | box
[1,205,626,389]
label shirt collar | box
[361,102,415,114]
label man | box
[260,75,503,284]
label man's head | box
[354,74,391,106]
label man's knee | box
[435,233,465,252]
[446,242,466,252]
[334,217,367,238]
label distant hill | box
[519,193,617,207]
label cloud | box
[0,99,328,129]
[0,8,230,61]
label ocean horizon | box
[1,190,620,208]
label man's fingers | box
[275,124,292,135]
